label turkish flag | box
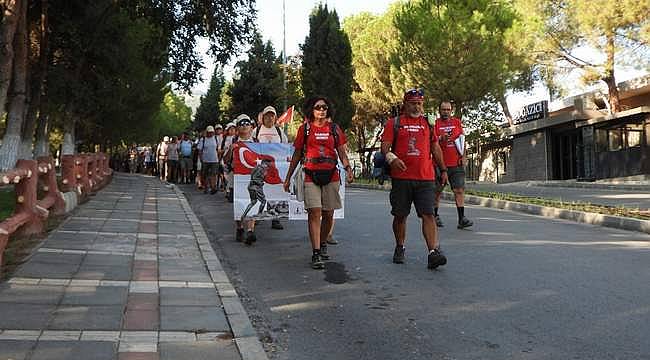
[232,142,282,184]
[276,105,294,126]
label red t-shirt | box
[294,122,347,183]
[381,115,436,181]
[434,117,464,167]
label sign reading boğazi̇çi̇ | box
[513,100,548,124]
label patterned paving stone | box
[31,340,117,360]
[0,340,35,360]
[160,306,228,332]
[160,340,240,360]
[61,286,129,306]
[48,305,124,330]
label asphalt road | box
[182,185,650,360]
[466,183,650,210]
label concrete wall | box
[512,131,550,181]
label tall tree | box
[301,4,354,129]
[393,0,527,114]
[515,0,650,112]
[0,0,23,119]
[228,33,283,119]
[194,66,225,130]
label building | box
[470,75,650,183]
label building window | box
[598,122,645,152]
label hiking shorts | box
[202,162,219,177]
[304,181,341,211]
[180,157,193,170]
[390,179,435,217]
[435,166,465,192]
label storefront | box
[481,76,650,182]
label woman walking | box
[283,97,353,269]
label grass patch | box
[0,189,15,221]
[461,189,650,221]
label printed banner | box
[232,142,344,221]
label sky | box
[188,0,647,116]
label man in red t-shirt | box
[381,89,449,270]
[434,101,473,229]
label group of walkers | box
[142,90,472,271]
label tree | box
[301,4,354,129]
[194,66,225,130]
[152,90,192,142]
[514,0,650,112]
[228,33,283,120]
[393,0,528,114]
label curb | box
[172,185,269,360]
[528,181,650,192]
[349,183,650,235]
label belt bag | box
[304,167,337,186]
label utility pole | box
[282,0,288,132]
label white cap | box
[235,114,251,122]
[163,136,169,142]
[206,125,215,132]
[226,122,236,129]
[262,105,277,116]
[215,124,223,129]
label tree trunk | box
[19,0,48,160]
[33,0,50,158]
[0,0,27,170]
[62,115,76,155]
[498,94,513,126]
[0,0,23,118]
[603,32,620,113]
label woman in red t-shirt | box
[284,97,354,270]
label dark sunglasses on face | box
[313,104,328,111]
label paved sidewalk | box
[0,174,266,360]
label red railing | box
[0,153,112,266]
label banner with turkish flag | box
[232,141,345,221]
[276,105,294,126]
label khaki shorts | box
[304,181,342,211]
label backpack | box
[301,121,340,159]
[253,125,284,142]
[300,122,341,186]
[384,115,433,178]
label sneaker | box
[311,254,325,270]
[210,188,218,195]
[236,228,244,242]
[435,215,444,227]
[427,249,447,269]
[271,219,284,230]
[320,245,330,260]
[392,246,405,264]
[245,231,257,245]
[457,217,473,229]
[326,234,338,245]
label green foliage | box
[462,96,505,144]
[152,89,193,141]
[228,33,283,120]
[194,66,225,130]
[301,4,354,129]
[393,0,526,109]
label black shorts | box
[389,179,435,217]
[436,166,465,191]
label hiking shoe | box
[320,245,330,260]
[435,215,444,227]
[245,231,256,245]
[236,228,244,242]
[311,254,325,270]
[271,219,284,230]
[457,217,473,229]
[326,234,338,245]
[427,249,447,269]
[393,246,405,264]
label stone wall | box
[512,131,550,181]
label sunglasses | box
[313,104,328,111]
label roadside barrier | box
[0,153,112,266]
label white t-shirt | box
[255,125,287,143]
[197,136,218,163]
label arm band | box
[385,152,399,164]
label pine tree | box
[194,66,225,130]
[229,33,283,120]
[301,4,354,129]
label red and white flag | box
[232,142,282,184]
[276,105,294,126]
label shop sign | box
[514,100,548,124]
